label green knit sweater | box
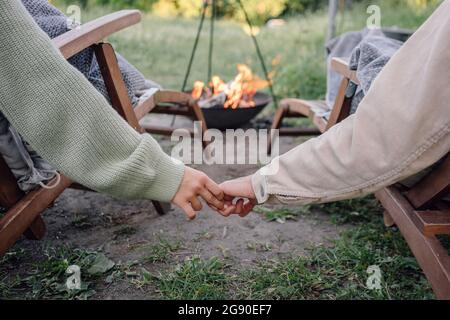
[0,0,184,202]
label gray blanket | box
[0,0,160,192]
[321,29,403,119]
[348,34,403,114]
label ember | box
[192,64,271,109]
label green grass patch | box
[155,257,229,300]
[151,197,434,300]
[254,206,309,223]
[237,223,433,300]
[311,196,383,225]
[113,225,138,239]
[0,246,116,300]
[143,237,183,263]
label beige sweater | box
[0,0,184,202]
[252,0,450,205]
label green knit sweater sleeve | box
[0,0,184,202]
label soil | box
[3,114,346,299]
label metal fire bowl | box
[200,92,272,130]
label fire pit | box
[191,64,273,130]
[180,0,277,131]
[200,92,271,130]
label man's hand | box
[172,167,225,220]
[218,175,257,218]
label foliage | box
[53,0,330,24]
[0,246,115,300]
[53,0,443,25]
[402,0,442,10]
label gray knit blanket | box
[0,0,160,192]
[320,29,403,119]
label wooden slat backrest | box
[325,58,360,131]
[331,58,360,85]
[93,43,142,131]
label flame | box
[192,81,205,100]
[192,64,271,109]
[210,76,226,95]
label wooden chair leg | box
[268,106,287,155]
[189,102,210,149]
[383,210,396,228]
[24,216,47,240]
[152,201,166,216]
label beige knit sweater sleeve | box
[0,0,184,202]
[251,1,450,205]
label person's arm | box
[0,0,224,218]
[221,0,450,209]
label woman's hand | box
[218,175,257,218]
[172,167,226,220]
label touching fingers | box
[239,200,256,217]
[190,197,203,211]
[205,178,224,201]
[182,203,197,220]
[234,199,244,215]
[218,205,236,217]
[200,189,224,210]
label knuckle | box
[199,174,209,184]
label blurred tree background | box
[52,0,442,25]
[49,0,443,101]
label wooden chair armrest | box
[53,10,141,59]
[331,57,360,85]
[134,90,196,120]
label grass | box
[155,257,229,300]
[0,246,116,300]
[238,202,434,300]
[0,199,437,300]
[254,206,309,223]
[149,197,434,300]
[143,237,184,263]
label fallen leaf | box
[87,253,115,275]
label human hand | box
[218,175,257,218]
[172,167,225,220]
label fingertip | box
[183,205,197,221]
[216,202,225,210]
[187,214,196,221]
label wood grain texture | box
[53,10,141,59]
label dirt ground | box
[3,115,347,299]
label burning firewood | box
[191,64,271,109]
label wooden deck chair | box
[334,58,450,299]
[277,57,450,299]
[267,57,355,154]
[0,10,200,257]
